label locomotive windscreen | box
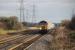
[39,21,48,25]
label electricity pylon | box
[32,4,36,23]
[20,0,25,22]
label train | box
[7,20,55,35]
[39,21,48,34]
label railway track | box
[0,34,33,50]
[0,34,22,43]
[24,31,50,50]
[24,33,52,50]
[9,34,42,50]
[0,30,43,50]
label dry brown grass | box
[0,29,19,35]
[50,27,73,50]
[0,29,8,35]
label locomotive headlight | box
[39,27,42,30]
[39,26,43,30]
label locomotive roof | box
[39,21,48,25]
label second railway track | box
[0,34,34,50]
[9,34,42,50]
[0,30,44,50]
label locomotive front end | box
[39,21,48,34]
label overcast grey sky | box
[0,0,75,23]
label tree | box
[69,15,75,30]
[0,16,19,30]
[9,16,17,29]
[60,19,70,27]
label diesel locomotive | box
[39,21,48,34]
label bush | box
[69,32,75,39]
[60,20,70,27]
[69,15,75,30]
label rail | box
[9,34,42,50]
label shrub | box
[69,15,75,30]
[69,32,75,39]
